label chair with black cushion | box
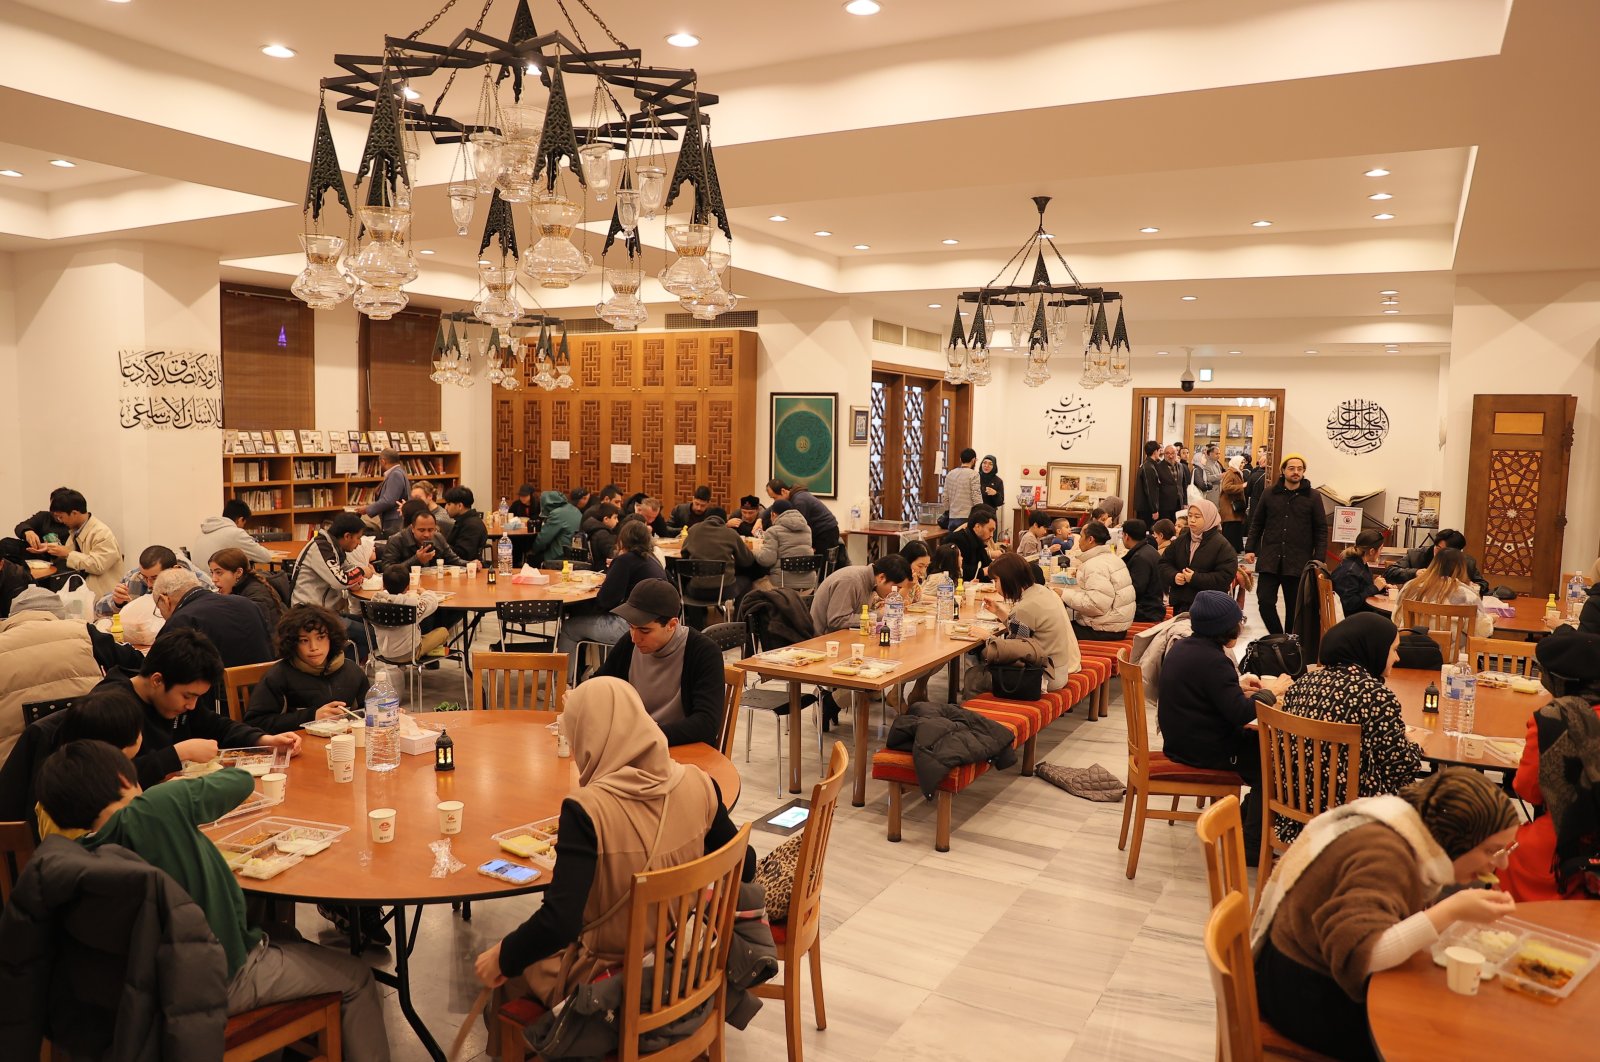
[776,554,824,592]
[540,559,593,572]
[20,698,76,727]
[667,556,732,627]
[360,599,471,708]
[494,599,563,653]
[819,544,847,579]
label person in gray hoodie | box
[753,499,816,589]
[193,501,272,571]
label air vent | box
[872,319,905,345]
[905,326,940,352]
[561,317,610,334]
[664,310,760,329]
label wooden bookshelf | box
[222,450,461,541]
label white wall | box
[0,252,19,508]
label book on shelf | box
[393,433,410,452]
[274,430,299,454]
[409,431,429,451]
[299,429,325,452]
[348,430,363,452]
[329,432,350,453]
[371,430,391,450]
[357,431,371,452]
[251,430,272,454]
[223,429,239,454]
[240,435,258,454]
[429,431,449,450]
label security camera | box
[1180,368,1196,393]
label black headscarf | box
[979,454,1004,508]
[1317,612,1398,678]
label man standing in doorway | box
[1194,443,1224,506]
[1243,453,1326,635]
[1132,441,1163,523]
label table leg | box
[372,904,446,1062]
[788,680,803,794]
[852,689,869,807]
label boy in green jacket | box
[37,741,391,1061]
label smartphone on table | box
[479,859,541,885]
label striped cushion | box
[961,697,1043,744]
[870,749,991,792]
[1147,754,1242,786]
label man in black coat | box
[1243,443,1272,522]
[1244,453,1328,634]
[945,506,997,582]
[1382,528,1490,595]
[151,568,273,670]
[1131,440,1163,523]
[443,486,488,562]
[1119,519,1167,623]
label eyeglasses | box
[1487,841,1519,863]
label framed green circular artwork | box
[770,393,837,498]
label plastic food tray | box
[210,746,292,777]
[491,816,561,869]
[1429,917,1600,1000]
[207,784,287,825]
[302,718,354,738]
[206,816,350,878]
[755,648,829,667]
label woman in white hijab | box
[474,678,750,1014]
[1219,454,1249,551]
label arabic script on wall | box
[1046,393,1095,450]
[118,348,222,430]
[1326,398,1390,455]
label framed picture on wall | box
[848,405,870,446]
[1046,462,1122,511]
[770,393,838,499]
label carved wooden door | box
[1464,394,1576,597]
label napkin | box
[361,575,382,591]
[511,564,548,585]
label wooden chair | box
[1253,703,1361,906]
[1205,891,1332,1062]
[752,742,849,1062]
[1117,649,1244,879]
[472,651,568,711]
[0,821,34,905]
[1196,794,1249,909]
[1394,598,1477,659]
[222,662,275,724]
[19,698,75,727]
[720,665,744,759]
[223,993,341,1061]
[1314,569,1339,635]
[498,824,752,1062]
[1468,635,1540,678]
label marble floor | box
[310,612,1234,1062]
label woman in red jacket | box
[1499,627,1600,900]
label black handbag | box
[1395,626,1445,670]
[1241,633,1305,679]
[991,662,1046,701]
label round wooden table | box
[352,567,601,611]
[228,711,739,1059]
[1367,901,1600,1061]
[1387,669,1545,770]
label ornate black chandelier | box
[946,196,1131,388]
[291,0,735,340]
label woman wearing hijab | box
[978,455,1005,514]
[1157,498,1238,615]
[474,678,753,1024]
[1273,613,1422,844]
[1252,769,1519,1060]
[1218,455,1248,552]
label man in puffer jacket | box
[885,701,1018,799]
[752,500,816,589]
[1059,522,1135,640]
[529,489,581,565]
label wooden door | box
[1464,394,1577,597]
[493,394,543,504]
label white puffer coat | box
[1060,543,1136,633]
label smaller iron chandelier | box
[947,195,1132,389]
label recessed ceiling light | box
[261,44,296,59]
[958,311,969,316]
[105,0,133,4]
[927,303,942,309]
[525,61,540,75]
[813,230,832,237]
[49,159,76,168]
[1041,233,1054,239]
[1364,167,1390,177]
[1380,298,1399,305]
[768,214,788,222]
[1155,350,1170,356]
[1250,220,1273,228]
[1383,308,1400,314]
[0,170,21,178]
[418,249,435,255]
[1228,350,1242,355]
[1138,226,1160,234]
[853,244,870,250]
[1368,192,1393,201]
[941,238,959,245]
[1372,212,1395,221]
[1379,289,1399,295]
[1304,349,1319,355]
[1180,295,1198,301]
[666,32,700,47]
[844,0,882,13]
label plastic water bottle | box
[1454,653,1477,736]
[498,533,514,574]
[365,671,401,772]
[497,496,510,527]
[850,504,862,530]
[1567,573,1587,623]
[1439,662,1461,736]
[935,579,955,626]
[885,585,905,645]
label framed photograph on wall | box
[848,405,870,446]
[770,393,838,498]
[1046,462,1122,511]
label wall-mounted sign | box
[1045,393,1095,450]
[117,348,221,430]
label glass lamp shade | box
[967,348,992,386]
[659,257,715,298]
[578,143,612,201]
[474,266,521,329]
[353,282,409,320]
[501,103,545,140]
[635,165,667,218]
[597,293,648,330]
[447,182,477,237]
[348,207,415,289]
[291,233,355,309]
[705,250,731,276]
[615,189,641,235]
[521,194,591,288]
[468,132,503,195]
[495,135,538,203]
[679,284,737,321]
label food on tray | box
[1510,942,1582,990]
[239,857,294,880]
[499,834,553,859]
[1463,928,1519,963]
[1511,676,1543,694]
[830,663,862,676]
[1476,672,1510,689]
[276,838,331,856]
[303,719,352,738]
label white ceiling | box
[2,0,1598,360]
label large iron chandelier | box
[945,196,1131,389]
[292,0,736,330]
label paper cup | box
[260,773,286,801]
[825,640,840,658]
[369,808,397,843]
[1445,946,1484,994]
[353,724,366,749]
[332,759,354,783]
[1460,735,1486,758]
[850,643,865,662]
[437,800,464,835]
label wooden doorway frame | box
[1128,388,1288,480]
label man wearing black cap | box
[726,495,768,534]
[590,580,725,747]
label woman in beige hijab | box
[474,677,749,1011]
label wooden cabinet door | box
[493,394,542,503]
[1464,394,1577,596]
[602,396,638,494]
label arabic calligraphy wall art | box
[770,393,837,498]
[1326,398,1390,455]
[1045,393,1095,450]
[117,348,222,431]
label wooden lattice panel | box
[642,339,665,388]
[708,336,735,389]
[550,399,573,488]
[675,338,701,389]
[1482,448,1541,577]
[579,340,602,389]
[868,382,888,519]
[522,400,542,490]
[675,400,699,501]
[937,396,952,495]
[609,339,633,389]
[609,399,634,487]
[579,400,602,487]
[707,400,734,501]
[641,400,665,496]
[902,386,925,522]
[494,397,516,499]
